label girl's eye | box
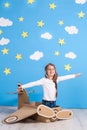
[47,69,55,71]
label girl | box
[18,63,81,108]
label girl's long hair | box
[45,63,58,97]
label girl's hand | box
[75,73,82,77]
[17,83,23,92]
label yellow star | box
[58,39,65,46]
[0,30,3,35]
[78,11,85,18]
[15,54,22,60]
[4,68,11,75]
[4,2,10,8]
[1,48,9,54]
[54,51,60,56]
[18,17,24,22]
[49,3,56,9]
[37,21,44,27]
[58,20,64,26]
[21,31,28,38]
[27,0,35,4]
[64,64,71,71]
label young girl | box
[18,63,81,108]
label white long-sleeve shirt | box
[22,74,75,101]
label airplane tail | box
[18,89,29,109]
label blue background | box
[0,0,87,108]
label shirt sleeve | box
[22,78,44,89]
[57,74,75,83]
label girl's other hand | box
[75,73,82,77]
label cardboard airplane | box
[2,89,73,124]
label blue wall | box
[0,0,87,108]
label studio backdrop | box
[0,0,87,108]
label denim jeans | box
[42,100,56,108]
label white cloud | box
[41,32,52,40]
[75,0,87,4]
[30,51,44,61]
[0,37,10,45]
[0,17,13,27]
[65,26,78,34]
[65,52,77,59]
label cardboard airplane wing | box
[2,104,37,124]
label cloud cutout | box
[65,26,78,34]
[0,17,13,27]
[75,0,87,4]
[0,37,10,45]
[65,52,77,59]
[30,51,44,61]
[41,32,52,40]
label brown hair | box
[45,63,58,97]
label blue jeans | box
[42,100,56,108]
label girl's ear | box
[45,74,48,78]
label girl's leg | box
[42,100,56,108]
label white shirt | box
[22,74,75,101]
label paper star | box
[78,11,85,18]
[58,39,65,46]
[18,17,24,22]
[58,20,64,26]
[0,30,3,35]
[27,0,35,4]
[4,2,10,8]
[4,68,11,75]
[49,3,56,9]
[54,51,60,56]
[64,64,71,71]
[15,54,22,60]
[37,21,44,27]
[1,48,9,54]
[21,31,28,38]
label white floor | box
[0,106,87,130]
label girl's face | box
[46,65,56,78]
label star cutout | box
[64,64,71,71]
[0,30,3,35]
[21,31,28,38]
[58,20,64,26]
[15,54,22,60]
[58,39,65,46]
[1,48,9,54]
[4,2,10,8]
[27,0,35,4]
[54,51,60,56]
[37,21,44,27]
[4,68,11,75]
[78,11,85,18]
[49,3,56,9]
[18,17,24,22]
